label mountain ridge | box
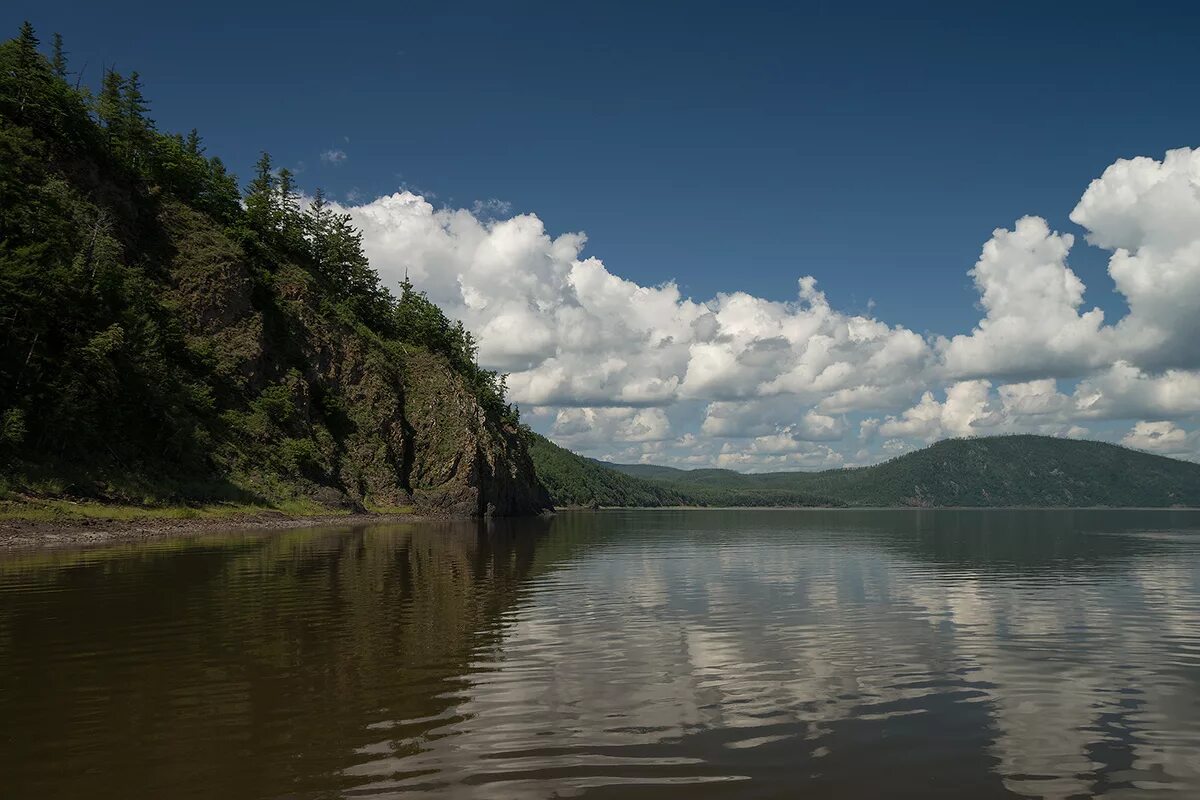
[534,435,1200,508]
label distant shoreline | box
[4,503,1198,551]
[569,505,1200,512]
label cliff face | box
[163,202,550,516]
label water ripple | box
[1,509,1200,798]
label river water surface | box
[3,509,1200,798]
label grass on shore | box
[0,497,414,524]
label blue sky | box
[9,2,1200,466]
[14,2,1199,325]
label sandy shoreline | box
[0,511,424,551]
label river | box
[2,509,1200,798]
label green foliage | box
[0,25,527,509]
[304,189,393,329]
[394,278,514,423]
[50,32,65,79]
[527,432,839,508]
[590,435,1200,508]
[149,130,241,223]
[243,151,278,233]
[0,409,26,447]
[527,431,691,507]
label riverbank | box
[0,498,421,550]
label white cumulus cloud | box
[326,147,1200,467]
[1122,421,1199,459]
[937,216,1108,380]
[1071,148,1200,370]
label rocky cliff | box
[0,27,551,516]
[156,201,552,517]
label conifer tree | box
[275,167,305,246]
[210,155,230,178]
[15,21,37,70]
[96,68,124,143]
[122,72,149,121]
[305,188,331,253]
[202,156,241,223]
[277,167,297,215]
[309,187,328,221]
[276,167,293,196]
[13,22,42,113]
[246,151,274,196]
[244,151,278,231]
[121,71,152,167]
[51,32,66,79]
[16,21,36,44]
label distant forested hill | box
[534,436,1200,508]
[527,435,691,508]
[0,24,548,515]
[528,434,839,508]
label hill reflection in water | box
[2,508,1199,798]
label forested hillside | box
[0,25,549,515]
[596,436,1200,508]
[527,435,692,507]
[5,25,1196,518]
[528,434,840,508]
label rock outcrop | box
[165,201,551,517]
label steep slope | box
[597,436,1200,507]
[0,27,549,516]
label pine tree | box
[244,151,278,232]
[51,33,66,79]
[13,22,42,113]
[309,187,328,221]
[246,151,274,196]
[122,71,150,126]
[97,68,125,144]
[276,166,306,245]
[277,167,296,214]
[209,155,230,179]
[121,71,152,168]
[15,21,38,68]
[184,128,202,155]
[305,187,331,254]
[202,156,241,223]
